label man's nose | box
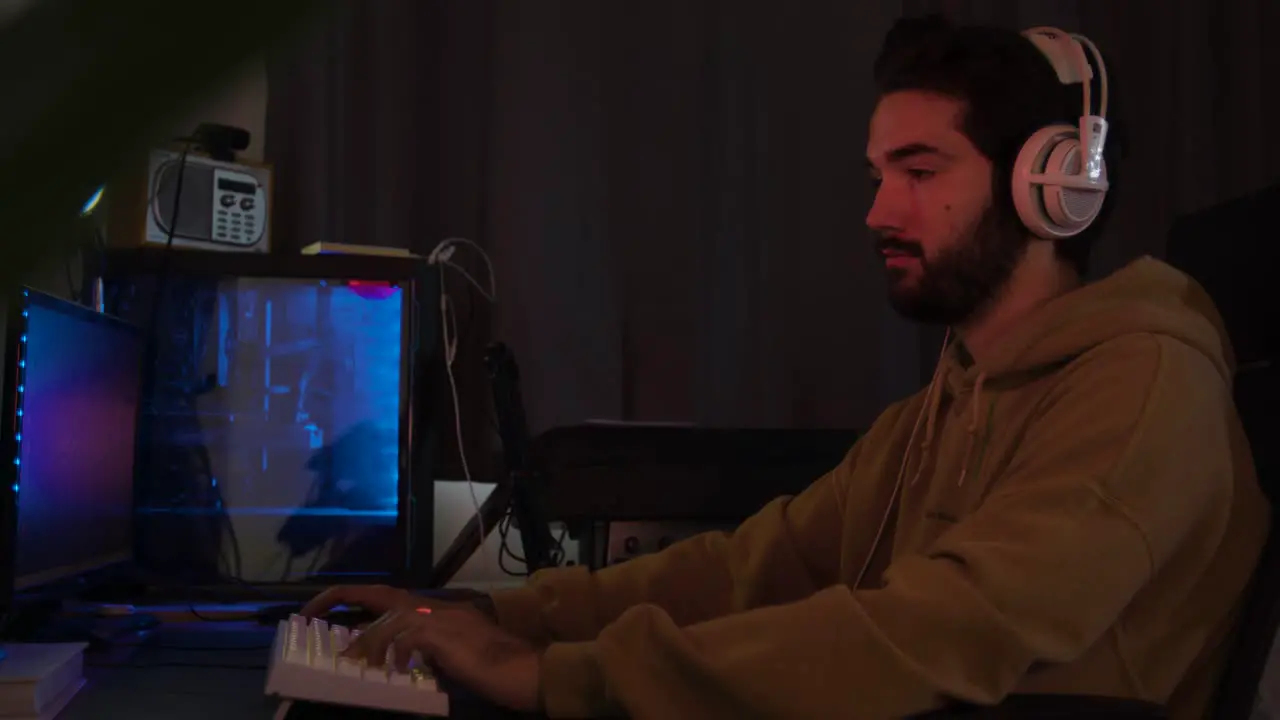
[866,186,906,235]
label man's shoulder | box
[1026,334,1236,479]
[1058,333,1230,410]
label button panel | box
[605,521,736,567]
[210,168,265,247]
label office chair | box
[1166,186,1279,719]
[1207,364,1279,719]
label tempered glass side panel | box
[106,276,407,584]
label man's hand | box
[343,605,542,713]
[299,584,471,619]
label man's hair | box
[872,15,1125,277]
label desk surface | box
[61,620,279,720]
[52,608,535,720]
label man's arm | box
[488,460,849,645]
[534,335,1261,718]
[486,406,911,645]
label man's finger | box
[343,611,397,658]
[298,586,346,618]
[345,610,417,666]
[299,584,387,618]
[391,626,428,672]
[299,586,355,617]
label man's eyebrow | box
[865,143,951,168]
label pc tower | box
[94,249,438,590]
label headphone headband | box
[1021,27,1110,185]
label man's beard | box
[876,201,1028,326]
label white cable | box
[442,259,495,303]
[428,237,498,573]
[439,272,487,568]
[430,236,497,300]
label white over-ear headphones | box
[1012,26,1111,240]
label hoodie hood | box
[899,256,1234,492]
[949,256,1235,386]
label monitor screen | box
[6,290,142,591]
[112,276,409,584]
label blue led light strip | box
[12,289,28,495]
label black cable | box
[134,142,245,614]
[146,145,219,619]
[496,512,525,577]
[134,142,253,602]
[186,608,260,623]
[495,509,569,576]
[552,525,568,565]
[86,661,266,670]
[221,510,244,581]
[109,641,272,651]
[441,249,573,576]
[142,573,280,604]
[147,142,190,324]
[499,513,522,560]
[445,265,536,578]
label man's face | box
[865,90,1028,326]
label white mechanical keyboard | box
[264,614,449,716]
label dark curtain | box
[265,0,1280,448]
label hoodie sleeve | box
[488,443,863,646]
[487,407,914,646]
[536,335,1239,718]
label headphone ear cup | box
[1012,124,1108,239]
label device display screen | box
[11,295,141,590]
[217,178,257,195]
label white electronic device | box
[264,614,449,717]
[142,148,272,252]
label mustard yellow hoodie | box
[490,257,1269,719]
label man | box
[303,16,1268,719]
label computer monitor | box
[97,250,436,589]
[0,288,143,596]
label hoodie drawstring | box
[906,341,991,488]
[957,372,987,487]
[907,332,950,488]
[852,332,994,589]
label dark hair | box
[872,15,1124,276]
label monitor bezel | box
[97,248,433,588]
